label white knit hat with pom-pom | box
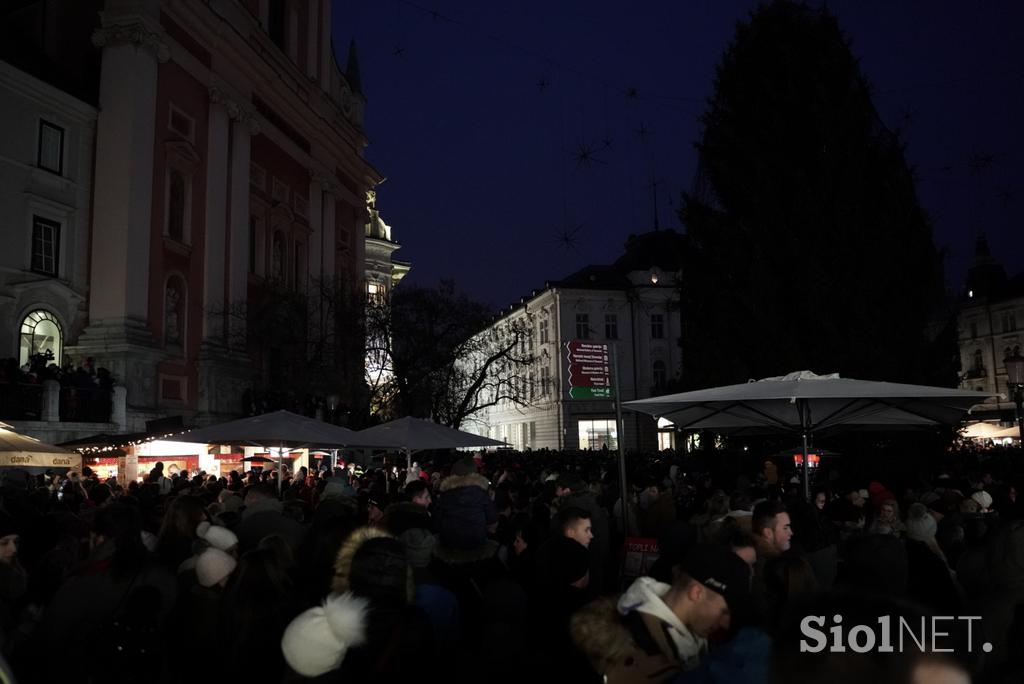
[196,520,238,551]
[281,592,369,677]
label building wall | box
[0,59,95,368]
[58,0,380,429]
[958,295,1024,401]
[469,276,679,452]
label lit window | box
[31,216,60,276]
[651,313,664,339]
[19,310,62,367]
[578,419,617,450]
[38,121,64,174]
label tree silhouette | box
[679,1,954,388]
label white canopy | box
[625,370,996,498]
[0,427,81,469]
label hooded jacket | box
[617,577,707,672]
[435,472,496,551]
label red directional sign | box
[566,341,614,399]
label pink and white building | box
[2,0,383,435]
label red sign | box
[566,341,614,399]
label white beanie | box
[971,490,993,511]
[196,548,237,588]
[197,521,238,551]
[281,592,369,677]
[906,503,937,542]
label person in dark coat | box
[434,458,496,549]
[552,473,610,594]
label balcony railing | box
[0,383,44,420]
[0,380,116,423]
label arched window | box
[272,231,286,280]
[168,169,186,241]
[19,310,62,367]
[165,276,186,352]
[652,360,667,388]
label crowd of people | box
[0,444,1022,683]
[0,353,114,422]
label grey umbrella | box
[352,416,508,469]
[624,370,996,499]
[176,410,361,492]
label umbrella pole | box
[278,444,284,496]
[801,431,810,501]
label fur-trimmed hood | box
[439,472,490,493]
[281,591,369,677]
[331,526,414,602]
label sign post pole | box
[611,342,630,537]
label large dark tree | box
[680,1,955,388]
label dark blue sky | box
[335,1,1024,309]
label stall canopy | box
[352,416,507,469]
[175,410,362,491]
[624,370,996,499]
[0,425,81,469]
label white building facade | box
[957,236,1023,421]
[467,230,685,452]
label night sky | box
[335,1,1024,309]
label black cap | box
[679,544,751,609]
[348,537,409,604]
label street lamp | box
[326,393,340,424]
[1004,348,1024,443]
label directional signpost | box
[565,341,613,399]
[565,340,631,542]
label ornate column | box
[227,104,260,345]
[203,82,231,343]
[307,172,324,283]
[85,2,168,341]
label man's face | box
[412,490,431,507]
[768,512,793,553]
[814,492,827,510]
[565,518,594,547]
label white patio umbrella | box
[176,410,361,492]
[625,371,996,499]
[352,416,508,470]
[0,426,82,470]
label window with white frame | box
[653,360,667,388]
[578,419,617,450]
[540,366,551,396]
[19,310,62,367]
[651,313,665,339]
[576,313,590,339]
[605,313,618,339]
[37,121,64,174]
[31,216,60,276]
[539,318,550,344]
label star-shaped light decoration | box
[536,77,550,92]
[635,122,652,143]
[553,224,584,251]
[573,143,605,169]
[625,87,639,99]
[392,45,406,58]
